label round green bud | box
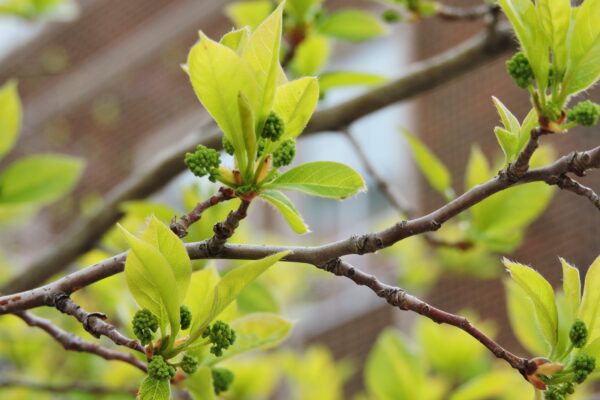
[132,309,158,346]
[573,353,595,374]
[569,320,588,348]
[148,356,176,381]
[180,353,199,375]
[382,9,401,23]
[567,100,600,127]
[562,382,575,395]
[180,305,192,330]
[506,52,534,89]
[544,387,564,400]
[257,138,266,157]
[574,369,589,384]
[222,137,235,156]
[202,320,236,357]
[184,144,221,178]
[211,367,235,395]
[273,139,296,168]
[261,112,285,141]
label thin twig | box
[436,3,495,21]
[0,377,136,397]
[204,200,251,256]
[15,312,147,372]
[1,25,515,294]
[170,187,236,237]
[551,175,600,211]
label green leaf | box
[238,92,257,176]
[401,130,451,196]
[225,1,273,30]
[494,127,519,165]
[450,371,532,400]
[264,161,365,199]
[138,376,170,400]
[318,71,386,92]
[492,96,520,133]
[237,280,280,314]
[562,0,600,95]
[517,108,537,155]
[186,367,216,400]
[272,77,319,141]
[119,225,181,338]
[498,0,549,91]
[504,259,558,348]
[287,0,323,22]
[578,255,600,342]
[583,337,600,372]
[0,154,83,206]
[140,216,192,304]
[204,313,292,365]
[505,280,551,356]
[561,257,581,321]
[187,32,259,163]
[319,9,386,42]
[464,146,490,190]
[535,0,571,74]
[242,3,284,131]
[220,27,250,54]
[191,252,289,338]
[259,190,309,234]
[186,266,221,333]
[0,80,21,161]
[291,34,330,76]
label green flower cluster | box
[202,320,236,357]
[545,382,574,400]
[567,100,600,127]
[180,353,199,375]
[273,139,296,168]
[569,320,588,349]
[184,144,221,181]
[506,52,534,89]
[212,367,235,395]
[222,136,235,156]
[132,309,158,346]
[180,305,192,330]
[573,353,595,384]
[148,356,176,381]
[261,112,285,141]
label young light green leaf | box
[187,32,258,160]
[318,71,386,92]
[562,0,600,96]
[138,376,170,400]
[319,9,386,42]
[450,371,532,400]
[204,313,292,365]
[0,80,21,161]
[192,252,289,338]
[238,92,257,176]
[561,257,581,320]
[119,225,181,337]
[287,0,323,22]
[504,259,558,348]
[140,216,192,304]
[225,1,273,30]
[494,127,519,165]
[492,96,520,133]
[186,266,221,334]
[535,0,571,74]
[186,367,216,400]
[517,108,537,154]
[0,154,83,206]
[259,190,309,234]
[578,255,600,342]
[401,130,451,196]
[273,77,319,141]
[465,146,490,190]
[264,161,365,199]
[243,3,284,131]
[220,27,250,54]
[291,34,330,76]
[498,0,549,91]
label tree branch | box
[436,3,496,21]
[3,143,598,315]
[204,200,251,256]
[15,311,147,372]
[0,377,136,397]
[1,24,515,294]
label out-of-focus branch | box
[2,24,515,294]
[436,3,497,22]
[0,377,136,397]
[15,312,147,372]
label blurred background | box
[1,0,599,398]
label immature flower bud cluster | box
[202,320,236,357]
[273,139,296,168]
[567,100,600,127]
[180,305,192,330]
[545,382,575,400]
[211,367,235,395]
[506,52,534,89]
[180,353,199,375]
[148,356,176,381]
[569,320,588,348]
[132,309,158,345]
[184,144,221,181]
[222,137,235,156]
[573,353,595,383]
[261,112,285,141]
